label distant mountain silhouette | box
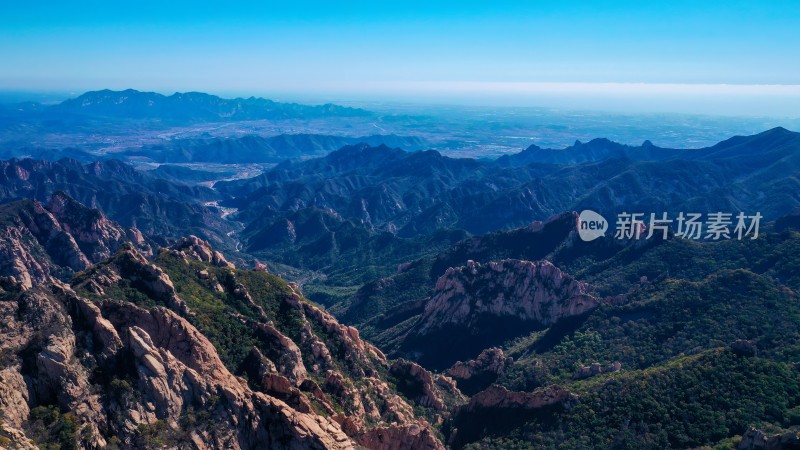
[48,89,372,121]
[219,128,800,245]
[497,126,797,165]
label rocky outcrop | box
[356,420,446,450]
[403,259,598,369]
[0,282,356,449]
[72,243,190,316]
[254,323,308,382]
[307,305,383,360]
[291,297,441,447]
[390,359,456,412]
[47,191,151,261]
[249,369,315,414]
[416,259,597,335]
[462,385,575,412]
[3,236,447,449]
[171,235,234,268]
[446,348,510,381]
[0,193,150,289]
[324,369,419,439]
[0,364,37,449]
[445,348,512,395]
[0,283,138,447]
[0,199,89,288]
[572,361,622,380]
[448,385,577,448]
[739,427,800,450]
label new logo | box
[578,210,608,242]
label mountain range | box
[2,126,800,449]
[2,198,798,449]
[496,125,800,165]
[0,89,438,167]
[329,209,800,448]
[213,127,800,290]
[9,89,371,122]
[0,157,235,248]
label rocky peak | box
[738,427,800,450]
[462,384,576,412]
[356,420,445,450]
[416,259,598,335]
[52,237,448,448]
[47,191,151,261]
[0,282,356,449]
[389,359,465,412]
[170,235,234,268]
[400,258,598,369]
[72,243,190,316]
[0,194,150,289]
[445,348,513,395]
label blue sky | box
[2,1,799,114]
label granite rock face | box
[0,193,150,289]
[356,420,446,450]
[459,385,576,412]
[738,427,800,450]
[0,237,446,449]
[402,259,599,369]
[390,359,466,413]
[171,234,235,268]
[445,348,512,395]
[416,259,598,335]
[0,282,355,449]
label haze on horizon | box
[2,0,799,117]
